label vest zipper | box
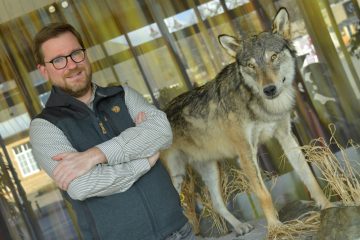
[102,113,117,135]
[99,121,107,134]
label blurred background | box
[0,0,359,239]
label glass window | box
[197,0,224,19]
[225,0,250,10]
[104,35,130,56]
[12,142,39,177]
[164,9,198,33]
[128,23,162,46]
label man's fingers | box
[54,171,64,189]
[53,162,70,189]
[139,112,145,120]
[54,166,75,190]
[61,173,74,190]
[52,150,98,190]
[152,152,160,159]
[52,155,63,161]
[57,175,69,191]
[135,112,146,125]
[52,152,70,161]
[148,152,160,167]
[53,163,63,180]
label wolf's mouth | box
[265,93,280,100]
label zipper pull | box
[99,121,107,134]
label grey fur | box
[162,8,332,236]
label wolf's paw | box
[319,200,336,210]
[233,222,254,236]
[267,219,283,228]
[322,202,337,209]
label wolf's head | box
[219,8,296,101]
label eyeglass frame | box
[44,48,87,70]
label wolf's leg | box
[236,148,282,227]
[192,161,254,235]
[275,128,333,209]
[161,149,187,193]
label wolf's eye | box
[271,54,278,61]
[247,63,255,69]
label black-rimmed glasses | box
[45,48,86,70]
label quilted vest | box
[35,85,187,240]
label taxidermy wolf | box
[161,8,332,235]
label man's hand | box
[52,147,106,190]
[148,152,160,167]
[135,112,159,167]
[135,111,146,125]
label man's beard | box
[63,77,92,98]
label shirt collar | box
[45,83,124,108]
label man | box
[30,23,194,240]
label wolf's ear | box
[272,8,290,40]
[218,34,241,58]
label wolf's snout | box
[263,85,277,97]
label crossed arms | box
[29,86,172,200]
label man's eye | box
[72,50,82,57]
[53,57,65,64]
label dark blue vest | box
[35,86,187,240]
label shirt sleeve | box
[96,86,173,165]
[29,118,151,200]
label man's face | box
[37,32,92,98]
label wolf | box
[161,8,333,235]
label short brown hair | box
[33,23,85,65]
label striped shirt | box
[29,85,173,200]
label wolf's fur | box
[161,8,332,235]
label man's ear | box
[272,8,291,40]
[37,64,49,81]
[218,34,241,58]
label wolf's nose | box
[263,85,277,96]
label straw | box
[181,124,360,238]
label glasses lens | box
[71,49,85,63]
[48,49,86,69]
[52,57,67,69]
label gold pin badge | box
[111,105,121,113]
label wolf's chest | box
[245,121,280,146]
